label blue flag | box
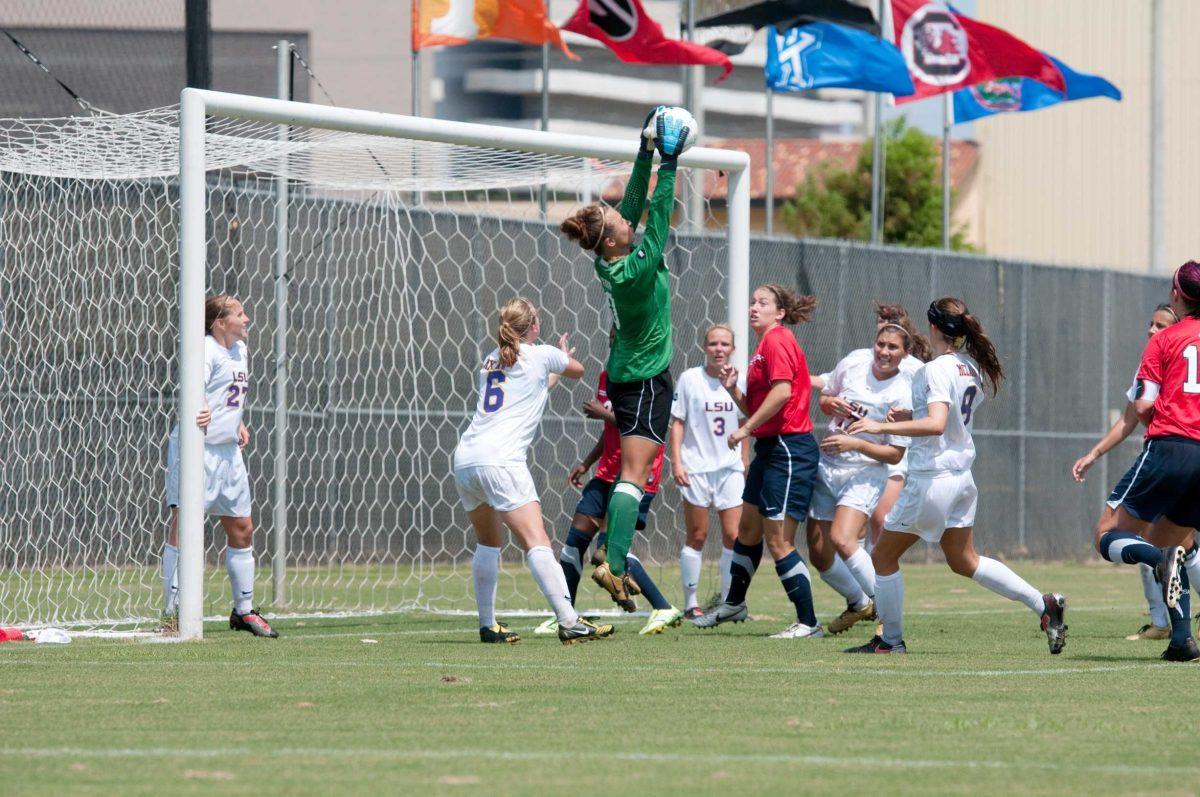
[952,54,1121,124]
[765,22,914,97]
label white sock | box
[162,543,179,613]
[680,546,703,610]
[844,547,876,598]
[527,546,579,627]
[225,546,255,614]
[972,556,1045,615]
[819,556,869,610]
[719,546,734,602]
[473,544,501,629]
[875,571,905,646]
[1140,563,1169,629]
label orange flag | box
[413,0,577,59]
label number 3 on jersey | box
[960,385,978,425]
[483,370,507,412]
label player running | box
[1095,262,1200,662]
[452,298,613,645]
[161,294,277,638]
[670,324,748,619]
[806,324,914,636]
[695,285,823,639]
[559,106,688,611]
[843,297,1067,655]
[537,365,683,637]
[1072,303,1183,641]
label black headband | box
[927,302,967,337]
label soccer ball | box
[644,106,699,157]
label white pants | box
[809,460,888,522]
[679,467,745,511]
[453,464,539,513]
[883,470,977,542]
[165,437,252,518]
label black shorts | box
[574,476,657,530]
[1108,436,1200,529]
[743,433,818,522]
[607,368,673,445]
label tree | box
[779,118,972,250]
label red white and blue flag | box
[889,1,1064,104]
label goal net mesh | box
[0,106,733,630]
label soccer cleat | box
[591,563,637,612]
[692,601,748,628]
[229,608,279,638]
[479,623,520,644]
[558,617,615,645]
[155,608,179,634]
[1161,638,1200,662]
[1039,593,1068,655]
[769,622,824,639]
[639,607,684,635]
[589,543,607,568]
[1125,623,1170,641]
[826,599,876,635]
[684,606,705,621]
[844,635,906,654]
[1156,546,1185,609]
[533,618,560,635]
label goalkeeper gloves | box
[639,105,667,157]
[654,112,691,163]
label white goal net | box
[0,94,748,634]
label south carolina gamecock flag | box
[890,0,1064,104]
[413,0,575,58]
[564,0,733,81]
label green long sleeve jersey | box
[593,155,677,383]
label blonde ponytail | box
[497,298,538,368]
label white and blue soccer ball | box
[644,106,699,158]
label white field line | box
[2,746,1197,776]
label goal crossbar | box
[176,88,751,639]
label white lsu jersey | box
[670,366,744,474]
[453,343,569,469]
[171,336,249,446]
[821,351,912,467]
[908,352,985,475]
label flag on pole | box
[697,0,879,35]
[413,0,576,58]
[766,22,914,96]
[952,53,1121,123]
[890,0,1064,104]
[563,0,733,81]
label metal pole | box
[870,91,884,243]
[941,91,951,250]
[765,87,774,236]
[178,90,208,640]
[271,40,292,607]
[411,49,421,117]
[686,0,704,234]
[727,165,750,375]
[539,3,550,219]
[185,0,211,89]
[1150,0,1165,273]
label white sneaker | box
[639,607,684,635]
[769,622,824,639]
[533,617,559,635]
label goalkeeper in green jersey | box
[559,107,691,607]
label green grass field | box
[3,561,1199,796]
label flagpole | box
[1150,0,1164,274]
[941,91,951,250]
[539,0,550,220]
[765,85,774,236]
[870,91,883,243]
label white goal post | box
[175,89,751,639]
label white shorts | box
[809,460,888,522]
[887,450,909,480]
[453,464,539,513]
[165,437,252,518]
[883,470,977,543]
[679,467,745,511]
